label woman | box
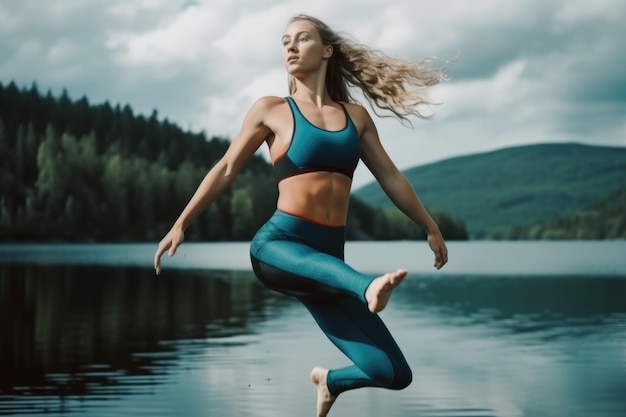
[154,14,448,417]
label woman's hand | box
[427,232,448,270]
[154,226,185,275]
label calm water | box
[0,242,625,417]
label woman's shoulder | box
[240,96,291,132]
[342,101,369,114]
[242,96,288,124]
[341,101,373,126]
[252,95,288,110]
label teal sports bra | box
[274,97,360,181]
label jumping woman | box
[154,14,448,416]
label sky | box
[1,0,625,188]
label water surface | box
[0,242,625,417]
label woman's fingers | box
[168,241,178,256]
[428,234,448,270]
[433,244,448,270]
[154,230,184,275]
[169,231,184,256]
[154,242,168,275]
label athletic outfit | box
[250,97,412,396]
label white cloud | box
[436,60,534,120]
[0,0,624,190]
[107,4,217,71]
[374,6,415,50]
[212,4,292,64]
[106,0,171,20]
[555,0,624,24]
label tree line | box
[0,81,468,242]
[489,187,626,240]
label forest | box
[0,81,468,242]
[488,187,626,240]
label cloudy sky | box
[1,0,625,187]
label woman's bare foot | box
[365,268,407,313]
[310,367,336,417]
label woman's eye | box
[298,37,307,42]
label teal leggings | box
[250,210,412,396]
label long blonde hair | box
[287,15,446,123]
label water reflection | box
[387,274,626,417]
[0,266,289,415]
[395,274,626,337]
[1,265,625,417]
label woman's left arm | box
[358,107,448,269]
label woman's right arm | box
[153,97,276,274]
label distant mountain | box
[489,187,626,240]
[353,143,626,238]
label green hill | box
[489,187,626,240]
[353,143,626,238]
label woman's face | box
[281,19,331,76]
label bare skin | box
[365,268,408,313]
[309,269,407,417]
[154,18,449,416]
[310,366,336,417]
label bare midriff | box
[276,171,352,226]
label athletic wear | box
[273,97,360,181]
[250,210,413,396]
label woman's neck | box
[291,71,331,107]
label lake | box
[0,241,625,417]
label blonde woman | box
[154,14,448,416]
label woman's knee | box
[388,364,412,390]
[365,357,412,390]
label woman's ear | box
[323,45,333,59]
